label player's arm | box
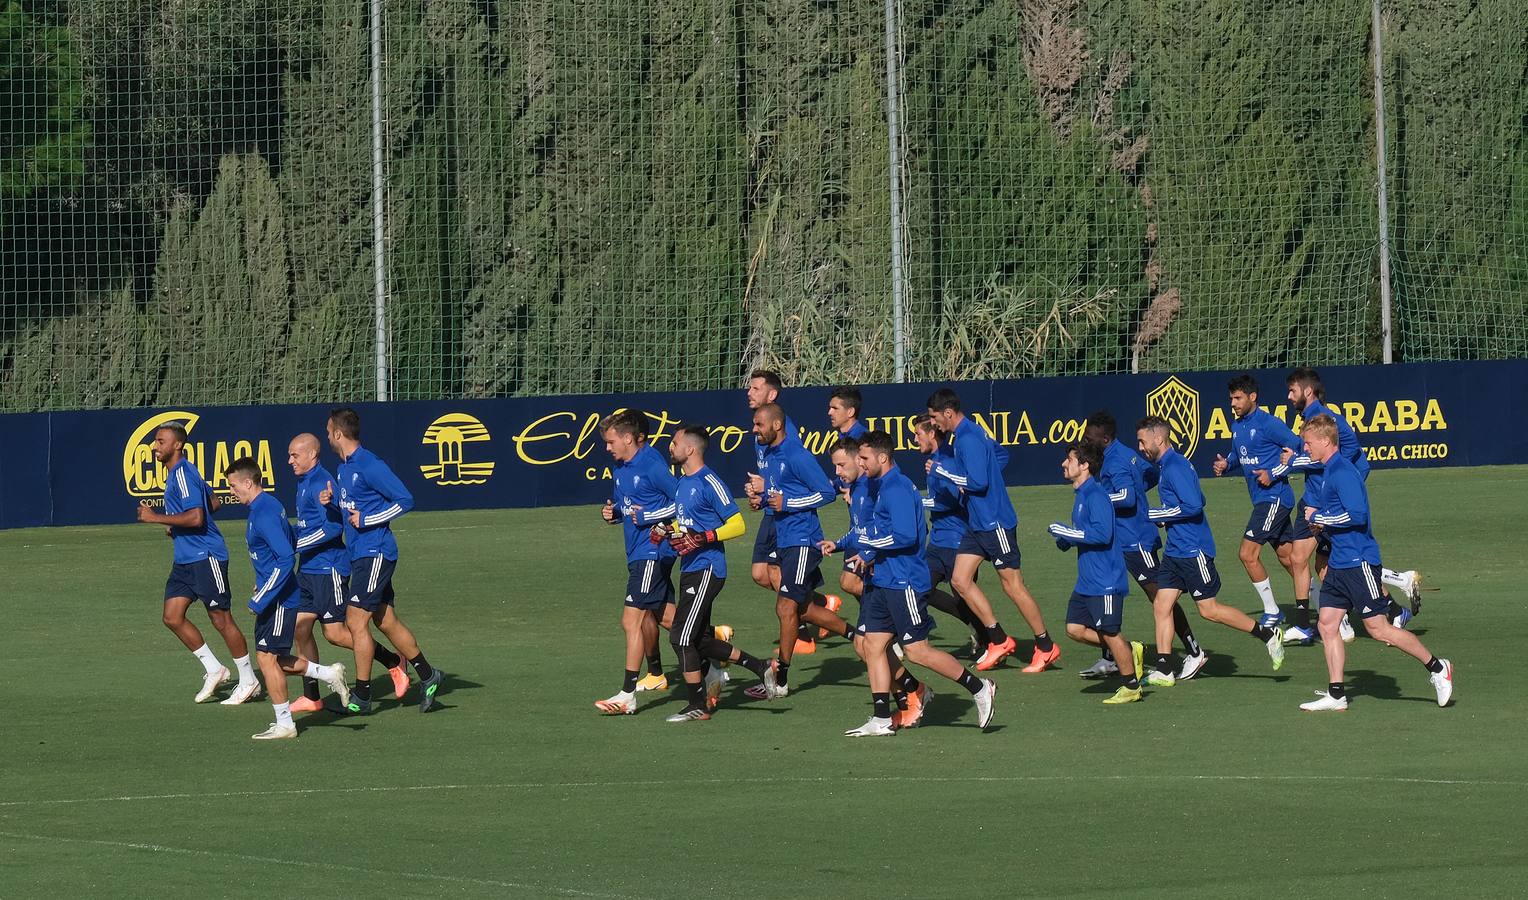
[671,474,745,554]
[357,459,415,528]
[1265,419,1302,480]
[248,515,296,615]
[635,461,680,525]
[1101,463,1134,510]
[780,452,835,511]
[1148,465,1202,522]
[295,499,343,550]
[1312,470,1368,530]
[859,485,919,555]
[139,505,205,528]
[936,438,989,494]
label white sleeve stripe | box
[1052,526,1086,539]
[706,475,730,503]
[364,504,403,526]
[643,504,677,520]
[294,529,328,548]
[1107,490,1128,502]
[862,535,895,548]
[177,469,190,499]
[935,466,967,486]
[785,493,825,508]
[922,498,935,507]
[250,567,282,603]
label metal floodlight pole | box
[884,0,907,383]
[370,0,391,399]
[1372,0,1395,364]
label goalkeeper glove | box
[648,524,670,545]
[670,529,717,556]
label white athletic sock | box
[233,654,257,684]
[307,661,334,682]
[191,643,223,675]
[1380,568,1408,589]
[273,702,293,730]
[1252,579,1278,615]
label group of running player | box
[597,367,1452,734]
[136,407,444,739]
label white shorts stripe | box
[640,560,654,593]
[1360,561,1380,600]
[368,558,381,593]
[994,528,1011,555]
[1263,501,1280,532]
[905,586,922,626]
[796,548,809,587]
[680,569,712,646]
[1197,553,1210,583]
[208,558,226,593]
[330,568,343,607]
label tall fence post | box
[1372,0,1395,364]
[884,0,907,383]
[370,0,391,399]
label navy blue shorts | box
[857,585,934,644]
[164,558,232,610]
[348,556,397,612]
[254,602,298,655]
[1066,591,1124,635]
[1158,553,1222,601]
[624,557,676,611]
[925,544,958,587]
[957,526,1022,570]
[1123,546,1161,589]
[1290,502,1333,550]
[751,515,778,565]
[777,545,824,605]
[1319,562,1389,618]
[1244,501,1293,546]
[297,569,349,624]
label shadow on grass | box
[1347,668,1435,703]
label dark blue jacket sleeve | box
[1313,469,1369,530]
[360,458,415,527]
[1149,462,1204,522]
[782,450,835,510]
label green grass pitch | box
[4,466,1526,898]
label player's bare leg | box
[372,605,443,711]
[619,606,648,678]
[949,554,1000,628]
[345,604,376,688]
[1289,536,1316,601]
[774,595,801,665]
[162,596,206,650]
[206,607,249,658]
[1152,587,1183,659]
[997,568,1046,635]
[801,602,851,638]
[1238,539,1270,582]
[289,611,324,711]
[252,650,348,739]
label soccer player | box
[1081,411,1205,682]
[1282,368,1423,632]
[926,388,1056,673]
[912,415,987,657]
[753,402,854,696]
[286,433,408,713]
[594,409,681,715]
[830,431,996,737]
[326,407,444,713]
[1294,415,1452,711]
[827,386,868,443]
[1136,416,1286,679]
[223,458,350,740]
[660,424,780,722]
[135,422,261,704]
[1046,442,1144,704]
[1210,374,1306,636]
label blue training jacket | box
[1048,475,1131,596]
[164,458,229,564]
[612,443,679,566]
[294,464,350,576]
[244,492,300,615]
[858,464,932,592]
[1147,447,1216,558]
[1225,408,1299,508]
[336,445,414,561]
[760,436,835,547]
[672,465,740,577]
[929,416,1016,532]
[1308,452,1382,568]
[1099,439,1160,552]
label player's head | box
[925,388,962,431]
[1063,440,1102,484]
[912,414,942,453]
[326,407,361,454]
[223,457,263,504]
[287,432,322,476]
[828,386,862,430]
[1300,413,1341,462]
[152,422,189,465]
[831,436,862,485]
[1083,409,1116,445]
[1285,367,1324,408]
[669,423,709,467]
[746,369,783,410]
[600,409,647,463]
[1135,414,1173,462]
[752,402,785,445]
[856,430,896,478]
[1227,373,1259,417]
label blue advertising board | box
[2,359,1523,530]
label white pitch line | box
[2,771,1522,812]
[0,829,640,899]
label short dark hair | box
[674,422,709,449]
[1066,440,1103,475]
[926,388,961,413]
[599,409,647,440]
[861,430,895,456]
[832,436,861,456]
[1084,409,1116,441]
[1227,373,1258,395]
[912,414,937,433]
[755,402,785,425]
[156,422,189,444]
[830,386,862,417]
[328,407,361,439]
[1286,367,1324,399]
[1136,414,1171,435]
[223,456,262,484]
[749,369,783,392]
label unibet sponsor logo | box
[123,411,276,499]
[421,413,495,485]
[1146,376,1201,458]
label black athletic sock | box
[1101,647,1114,662]
[872,692,892,719]
[372,644,401,669]
[895,669,921,694]
[352,679,371,702]
[622,669,639,694]
[685,679,706,711]
[1173,603,1203,656]
[302,676,320,701]
[1034,631,1054,653]
[1388,600,1405,619]
[894,690,909,711]
[797,623,815,642]
[957,671,983,695]
[1250,624,1275,642]
[1123,674,1140,689]
[646,648,663,676]
[776,660,790,689]
[1155,654,1174,676]
[1328,682,1346,700]
[410,653,435,680]
[1294,599,1311,629]
[1425,656,1444,674]
[986,623,1009,645]
[733,649,767,679]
